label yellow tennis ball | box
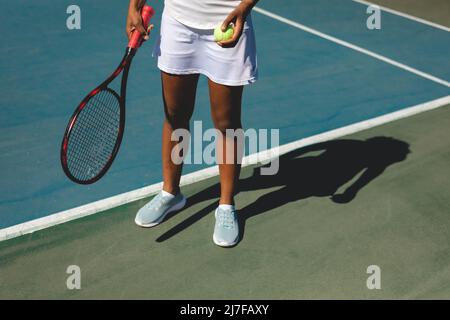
[214,24,234,42]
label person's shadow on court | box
[156,136,410,245]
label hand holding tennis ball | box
[214,24,235,42]
[215,0,257,47]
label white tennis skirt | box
[153,10,258,86]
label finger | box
[126,26,135,40]
[221,12,235,31]
[143,24,154,40]
[218,38,235,47]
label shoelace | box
[218,210,235,229]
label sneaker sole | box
[213,234,239,248]
[135,196,187,228]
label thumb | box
[221,13,234,31]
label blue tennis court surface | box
[0,0,449,229]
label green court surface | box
[1,105,450,299]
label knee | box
[164,106,191,129]
[213,118,242,134]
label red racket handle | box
[128,5,155,49]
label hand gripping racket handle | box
[128,5,155,49]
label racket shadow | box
[156,136,410,244]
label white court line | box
[253,6,450,88]
[1,95,449,242]
[352,0,450,32]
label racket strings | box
[66,89,121,181]
[69,94,120,171]
[68,95,119,179]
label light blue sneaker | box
[213,206,239,247]
[135,191,186,227]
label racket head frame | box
[60,50,135,184]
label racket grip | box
[128,5,155,49]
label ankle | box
[163,185,179,196]
[219,198,235,206]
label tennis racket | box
[61,5,155,184]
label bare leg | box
[208,79,244,205]
[161,71,199,195]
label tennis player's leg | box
[161,71,199,195]
[208,79,243,246]
[135,71,199,227]
[208,80,243,204]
